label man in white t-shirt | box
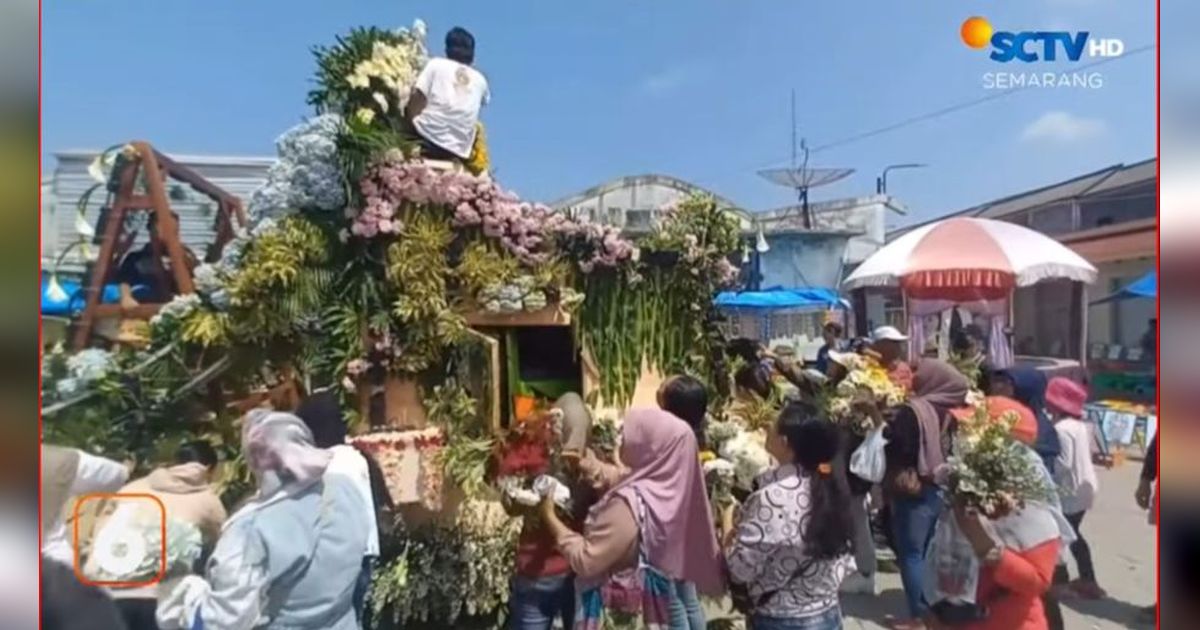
[405,27,490,162]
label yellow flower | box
[466,121,490,174]
[355,107,376,124]
[699,451,716,464]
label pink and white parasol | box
[843,217,1096,299]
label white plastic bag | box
[849,425,888,483]
[923,509,981,605]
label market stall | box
[843,217,1098,369]
[1084,399,1156,464]
[1088,270,1157,401]
[715,286,848,360]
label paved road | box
[707,460,1157,629]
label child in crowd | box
[1045,377,1105,600]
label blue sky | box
[42,0,1155,227]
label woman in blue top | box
[157,410,370,630]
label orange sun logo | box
[961,16,994,49]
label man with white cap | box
[871,326,914,393]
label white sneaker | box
[840,572,877,595]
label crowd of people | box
[41,323,1156,630]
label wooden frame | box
[71,141,246,349]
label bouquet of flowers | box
[938,400,1054,518]
[826,353,907,434]
[717,428,773,492]
[589,414,621,460]
[702,456,736,509]
[493,409,573,513]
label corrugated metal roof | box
[549,173,745,213]
[45,150,272,275]
[886,159,1156,242]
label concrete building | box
[875,159,1156,360]
[551,175,905,293]
[549,173,748,233]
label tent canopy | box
[715,286,846,310]
[1090,270,1156,305]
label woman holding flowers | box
[928,398,1068,630]
[722,400,855,630]
[540,408,724,629]
[882,359,970,630]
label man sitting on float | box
[405,26,490,164]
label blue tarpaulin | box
[1090,271,1156,305]
[715,287,846,310]
[41,277,148,316]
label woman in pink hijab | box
[539,408,724,629]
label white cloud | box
[1020,111,1108,143]
[638,67,691,96]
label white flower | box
[719,431,774,490]
[74,213,96,238]
[55,377,80,397]
[372,92,390,113]
[532,475,572,508]
[192,264,224,296]
[355,107,376,124]
[498,476,540,507]
[151,293,201,326]
[65,348,116,383]
[702,458,736,476]
[247,115,346,220]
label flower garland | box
[350,153,639,273]
[350,429,445,453]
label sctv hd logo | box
[961,16,1121,89]
[961,16,1124,62]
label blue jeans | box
[752,606,843,630]
[509,574,575,630]
[669,580,706,629]
[891,483,942,619]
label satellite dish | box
[756,90,855,228]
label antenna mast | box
[756,90,854,229]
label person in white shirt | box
[1045,376,1105,600]
[405,27,490,162]
[41,444,130,567]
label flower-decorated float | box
[42,17,744,629]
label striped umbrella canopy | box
[843,217,1097,300]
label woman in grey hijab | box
[157,410,369,630]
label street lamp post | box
[876,163,928,195]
